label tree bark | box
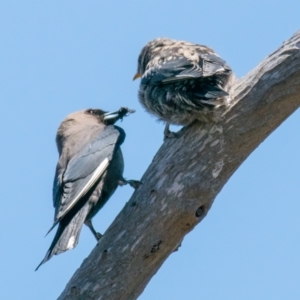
[58,30,300,300]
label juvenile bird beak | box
[133,73,141,80]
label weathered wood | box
[58,30,300,300]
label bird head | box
[133,38,174,80]
[56,108,135,155]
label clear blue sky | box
[1,1,299,299]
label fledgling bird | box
[36,107,140,270]
[133,37,234,138]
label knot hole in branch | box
[145,240,163,259]
[195,205,206,218]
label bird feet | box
[85,220,103,241]
[118,178,142,189]
[95,232,103,241]
[164,123,177,140]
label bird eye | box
[86,109,95,114]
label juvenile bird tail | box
[35,205,90,271]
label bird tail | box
[35,204,90,271]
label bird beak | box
[103,108,135,124]
[133,73,141,80]
[103,111,120,121]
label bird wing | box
[141,53,231,85]
[199,53,231,77]
[48,125,125,234]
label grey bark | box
[58,30,300,300]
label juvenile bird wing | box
[48,125,125,234]
[141,52,231,85]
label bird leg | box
[118,177,142,189]
[164,122,177,140]
[84,219,103,241]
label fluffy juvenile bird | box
[133,37,234,138]
[36,107,139,270]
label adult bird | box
[133,37,234,138]
[36,107,139,270]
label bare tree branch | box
[58,30,300,300]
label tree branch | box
[58,30,300,300]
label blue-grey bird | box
[36,107,140,270]
[133,38,234,138]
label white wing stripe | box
[61,157,110,219]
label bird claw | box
[163,123,177,140]
[164,130,177,140]
[85,220,103,241]
[118,178,142,189]
[127,179,143,189]
[95,232,103,241]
